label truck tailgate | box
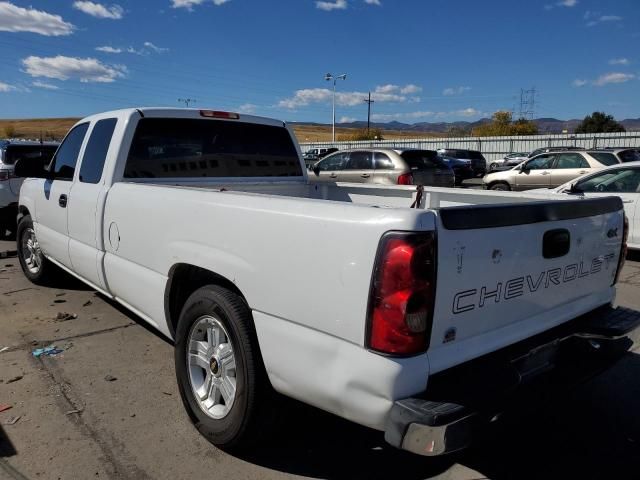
[428,196,624,374]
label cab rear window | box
[124,118,302,178]
[400,150,445,169]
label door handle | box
[360,173,370,178]
[541,171,551,175]
[578,171,587,174]
[329,173,337,178]
[58,194,68,208]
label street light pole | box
[325,73,347,143]
[364,92,375,136]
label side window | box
[79,118,117,184]
[374,152,394,170]
[554,153,589,169]
[50,123,89,180]
[345,151,372,170]
[317,153,347,171]
[577,169,640,193]
[526,155,554,170]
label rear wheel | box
[174,285,275,450]
[17,215,55,284]
[490,182,511,191]
[489,162,498,171]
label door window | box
[374,152,394,170]
[525,155,554,170]
[49,123,90,180]
[554,153,589,169]
[345,151,373,170]
[576,168,640,193]
[79,118,117,184]
[316,153,347,171]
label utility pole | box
[178,98,196,108]
[364,92,375,136]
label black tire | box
[16,215,56,285]
[490,182,511,191]
[174,285,275,451]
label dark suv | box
[437,148,487,177]
[0,140,59,233]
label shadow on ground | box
[234,351,640,480]
[0,427,16,458]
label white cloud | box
[72,1,123,19]
[143,41,169,53]
[339,116,357,123]
[0,1,74,36]
[374,84,398,94]
[0,81,17,92]
[609,58,630,65]
[32,80,59,90]
[400,84,422,94]
[585,11,623,27]
[593,72,635,86]
[22,55,127,83]
[316,0,347,11]
[370,108,483,122]
[364,0,381,5]
[171,0,229,8]
[238,103,257,114]
[572,79,587,87]
[558,0,577,6]
[278,84,422,109]
[96,46,122,53]
[455,108,481,117]
[443,86,471,96]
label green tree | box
[575,112,625,134]
[472,111,538,137]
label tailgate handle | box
[543,229,570,259]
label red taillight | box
[367,232,436,356]
[397,173,413,185]
[613,214,629,285]
[200,110,240,119]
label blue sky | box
[0,0,638,124]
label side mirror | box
[520,164,530,173]
[312,166,320,175]
[14,159,50,179]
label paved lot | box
[1,235,640,480]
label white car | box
[489,152,528,171]
[533,161,640,250]
[14,108,637,457]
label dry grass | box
[0,117,443,142]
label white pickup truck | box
[15,108,639,456]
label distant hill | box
[292,117,640,135]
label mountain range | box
[292,117,640,134]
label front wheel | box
[17,215,55,284]
[174,285,275,451]
[489,182,511,191]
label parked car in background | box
[530,161,640,250]
[588,148,640,165]
[303,147,338,168]
[489,152,528,171]
[483,150,617,191]
[0,140,59,233]
[437,148,487,177]
[311,148,455,187]
[437,155,474,185]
